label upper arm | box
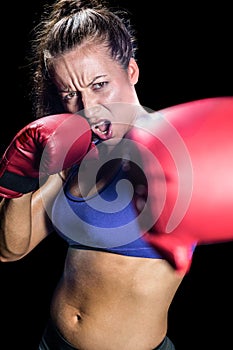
[30,173,65,252]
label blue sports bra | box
[52,163,162,259]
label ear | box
[128,58,139,85]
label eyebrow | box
[87,75,107,87]
[58,75,108,93]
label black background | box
[1,1,233,349]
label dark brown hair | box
[29,0,138,118]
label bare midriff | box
[50,247,183,350]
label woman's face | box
[51,43,140,146]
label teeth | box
[95,121,106,127]
[93,120,110,134]
[96,127,108,134]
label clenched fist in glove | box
[126,97,233,273]
[0,113,92,198]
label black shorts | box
[38,319,176,350]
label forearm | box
[0,173,64,262]
[0,193,33,261]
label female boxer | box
[2,0,232,349]
[0,1,183,349]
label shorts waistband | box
[39,319,176,350]
[153,336,176,350]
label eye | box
[92,81,108,91]
[62,91,78,102]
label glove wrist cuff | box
[0,171,39,195]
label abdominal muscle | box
[50,247,184,350]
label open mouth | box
[91,120,112,140]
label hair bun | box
[52,0,106,17]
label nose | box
[84,105,104,121]
[81,92,102,120]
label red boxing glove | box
[0,113,92,198]
[126,97,233,273]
